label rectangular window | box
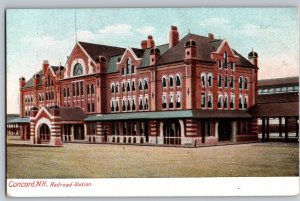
[224,76,228,88]
[169,94,174,108]
[218,75,222,87]
[162,95,167,109]
[80,81,84,95]
[231,62,235,70]
[72,83,75,96]
[76,82,79,96]
[230,76,234,88]
[218,95,222,109]
[201,93,205,108]
[207,94,212,108]
[224,96,228,109]
[230,96,234,109]
[218,60,222,68]
[176,94,181,108]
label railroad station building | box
[8,25,262,146]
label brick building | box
[10,26,260,146]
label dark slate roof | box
[7,117,30,124]
[23,70,43,89]
[258,77,299,88]
[140,43,169,68]
[85,110,251,122]
[155,34,254,68]
[107,55,122,73]
[78,41,126,62]
[131,48,145,58]
[248,92,299,118]
[60,107,87,121]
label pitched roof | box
[257,92,298,104]
[140,43,169,68]
[60,107,87,121]
[155,34,254,68]
[78,41,126,62]
[22,70,43,89]
[258,76,299,88]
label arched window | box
[208,74,212,87]
[230,95,235,109]
[201,73,206,87]
[224,76,228,88]
[132,98,136,110]
[63,88,66,97]
[169,76,174,87]
[122,99,126,111]
[126,58,131,74]
[39,94,42,101]
[218,94,223,109]
[87,85,90,95]
[239,96,243,109]
[162,95,167,109]
[218,74,222,87]
[162,76,167,88]
[244,78,248,89]
[139,97,143,110]
[169,94,174,108]
[132,81,136,91]
[224,52,228,65]
[122,67,125,76]
[139,80,143,90]
[73,63,83,76]
[244,96,248,109]
[201,93,205,108]
[127,99,131,111]
[111,83,115,93]
[127,81,131,91]
[91,84,95,94]
[67,88,70,97]
[115,100,120,111]
[144,97,149,110]
[111,100,115,112]
[176,75,181,86]
[207,94,213,108]
[224,95,228,109]
[115,83,119,93]
[144,79,148,90]
[31,96,33,102]
[239,77,243,89]
[122,82,125,92]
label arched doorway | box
[38,123,51,144]
[218,121,232,141]
[163,120,181,145]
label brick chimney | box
[33,73,40,86]
[169,25,179,48]
[147,35,155,48]
[141,40,147,50]
[19,77,26,88]
[208,33,215,41]
[42,60,49,75]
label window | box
[86,85,90,95]
[207,94,213,108]
[239,77,243,89]
[218,75,222,87]
[115,83,119,93]
[63,88,66,97]
[144,97,149,110]
[127,82,131,92]
[201,74,206,87]
[224,52,228,65]
[72,83,75,96]
[122,82,125,92]
[201,93,205,108]
[162,77,167,88]
[91,84,95,94]
[115,100,120,111]
[127,99,131,111]
[169,94,174,108]
[244,96,248,109]
[132,81,136,91]
[111,83,115,93]
[67,88,70,97]
[126,58,131,74]
[92,103,95,112]
[122,67,125,76]
[170,76,174,87]
[139,80,143,90]
[111,101,114,112]
[230,96,235,109]
[76,82,79,96]
[244,78,248,89]
[176,94,181,108]
[122,99,126,111]
[132,66,135,74]
[208,74,212,87]
[230,76,234,88]
[80,81,84,95]
[139,97,143,110]
[239,96,243,109]
[162,95,167,109]
[224,95,228,109]
[73,63,83,76]
[132,98,136,110]
[218,95,223,109]
[218,60,222,68]
[87,103,90,112]
[231,62,235,70]
[144,79,148,90]
[224,76,228,88]
[176,75,181,86]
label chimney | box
[208,33,214,41]
[141,40,147,50]
[169,25,179,48]
[19,77,26,88]
[147,35,155,48]
[33,73,40,86]
[150,47,161,65]
[42,60,49,75]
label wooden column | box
[261,118,266,142]
[285,117,289,143]
[266,118,270,142]
[279,117,282,137]
[296,117,299,138]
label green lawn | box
[6,138,299,178]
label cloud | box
[136,26,156,35]
[77,30,97,41]
[98,24,133,36]
[200,17,231,28]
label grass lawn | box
[6,139,299,178]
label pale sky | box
[6,8,299,114]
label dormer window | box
[73,63,83,76]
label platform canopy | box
[85,110,251,122]
[7,117,30,124]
